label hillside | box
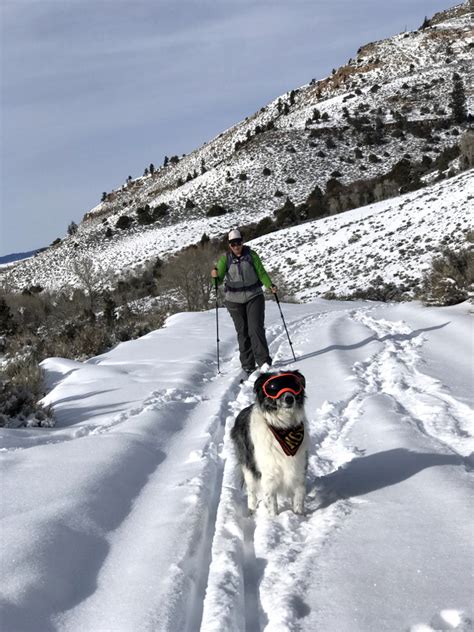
[255,170,472,299]
[2,2,472,294]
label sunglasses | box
[262,373,305,400]
[229,239,243,246]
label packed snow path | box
[1,299,473,632]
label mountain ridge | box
[2,1,472,295]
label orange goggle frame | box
[262,373,305,400]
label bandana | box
[268,423,305,456]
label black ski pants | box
[225,293,271,372]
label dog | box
[231,370,308,516]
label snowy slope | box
[253,169,473,299]
[2,3,472,292]
[1,299,472,631]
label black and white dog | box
[231,370,308,516]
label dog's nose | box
[283,393,295,406]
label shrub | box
[206,204,228,217]
[116,215,132,230]
[274,199,299,228]
[253,216,275,238]
[0,297,16,335]
[0,367,53,428]
[153,203,170,219]
[136,206,154,225]
[305,185,327,219]
[330,276,410,302]
[422,246,473,306]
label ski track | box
[352,311,474,458]
[200,307,371,631]
[199,303,473,632]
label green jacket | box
[213,247,273,303]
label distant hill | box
[0,250,39,266]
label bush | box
[160,241,221,311]
[274,199,299,228]
[422,246,473,306]
[0,362,53,428]
[116,215,132,230]
[329,276,410,302]
[136,206,154,225]
[206,204,229,217]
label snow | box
[1,298,473,631]
[252,169,473,299]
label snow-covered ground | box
[253,169,473,299]
[1,298,472,631]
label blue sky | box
[1,0,454,255]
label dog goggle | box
[262,373,305,400]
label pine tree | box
[420,16,430,30]
[450,73,467,124]
[101,192,107,202]
[67,221,78,236]
[149,163,155,175]
[0,297,16,335]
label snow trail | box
[1,300,472,632]
[201,302,473,631]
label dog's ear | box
[292,370,306,388]
[254,372,272,394]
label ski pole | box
[274,292,297,362]
[214,273,220,374]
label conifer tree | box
[0,297,16,335]
[67,221,78,236]
[450,73,467,124]
[420,16,430,29]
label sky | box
[0,0,456,256]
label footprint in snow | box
[409,609,472,631]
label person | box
[211,228,277,376]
